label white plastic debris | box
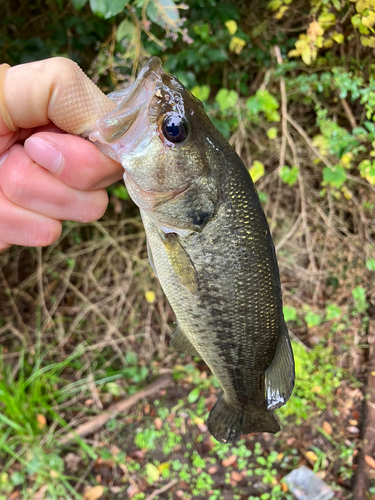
[283,465,334,500]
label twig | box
[286,113,332,168]
[341,98,357,129]
[145,479,178,500]
[58,374,172,445]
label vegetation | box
[1,0,375,498]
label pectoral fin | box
[265,324,295,410]
[160,232,198,294]
[170,324,200,357]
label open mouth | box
[87,57,164,154]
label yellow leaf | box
[229,36,246,54]
[360,35,375,47]
[331,31,344,44]
[146,463,160,484]
[301,45,313,65]
[158,462,170,473]
[225,20,237,35]
[249,161,265,183]
[145,291,155,303]
[275,6,289,19]
[356,0,375,14]
[83,486,104,500]
[305,451,318,462]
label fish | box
[86,57,295,443]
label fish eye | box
[161,114,188,144]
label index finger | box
[0,58,116,135]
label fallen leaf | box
[365,455,375,469]
[222,454,237,467]
[305,451,318,462]
[281,481,288,492]
[37,414,47,429]
[349,419,358,426]
[322,421,332,435]
[230,471,243,482]
[208,465,218,474]
[154,417,163,430]
[347,426,360,434]
[83,486,104,500]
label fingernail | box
[0,151,9,167]
[25,137,63,173]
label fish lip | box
[88,57,164,148]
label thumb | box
[1,57,116,135]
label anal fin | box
[170,324,200,358]
[147,239,158,278]
[265,323,295,410]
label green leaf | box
[352,286,367,313]
[246,89,280,122]
[187,386,200,403]
[125,350,138,365]
[106,382,122,396]
[325,304,342,320]
[116,19,136,42]
[215,88,238,113]
[72,0,88,10]
[191,85,210,102]
[283,305,297,322]
[267,127,278,139]
[280,165,299,186]
[323,165,346,188]
[112,184,130,200]
[305,311,321,328]
[366,258,375,271]
[249,161,265,183]
[90,0,129,18]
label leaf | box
[147,0,179,29]
[145,463,160,484]
[222,454,237,467]
[283,305,297,322]
[305,451,318,462]
[106,382,121,396]
[323,165,347,188]
[325,304,342,320]
[225,20,237,35]
[365,455,375,469]
[249,161,265,183]
[191,85,210,102]
[116,19,136,42]
[305,311,321,328]
[280,165,299,186]
[366,258,375,271]
[83,486,104,500]
[215,88,238,112]
[89,0,129,18]
[187,386,200,403]
[72,0,88,10]
[145,291,155,303]
[229,36,246,54]
[322,421,333,435]
[267,127,278,139]
[36,414,47,429]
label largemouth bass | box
[87,57,295,443]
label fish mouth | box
[88,57,165,152]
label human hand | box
[0,58,123,252]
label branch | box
[58,375,172,445]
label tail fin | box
[207,395,280,444]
